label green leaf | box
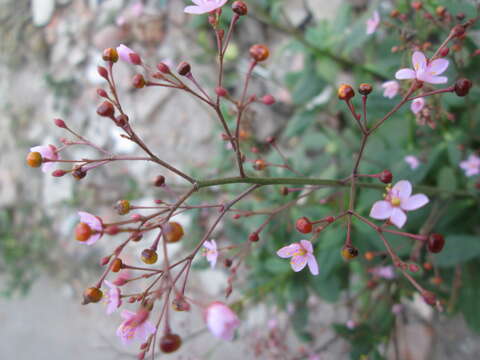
[459,261,480,333]
[435,235,480,267]
[310,274,341,302]
[437,166,458,196]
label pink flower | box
[392,304,404,315]
[395,51,449,84]
[369,180,429,228]
[276,240,319,275]
[78,211,103,245]
[460,154,480,177]
[203,239,218,268]
[369,265,396,279]
[346,320,357,329]
[381,80,399,99]
[116,309,156,345]
[205,302,240,341]
[113,270,130,286]
[30,144,60,173]
[366,10,380,35]
[404,155,420,170]
[411,97,425,114]
[104,280,121,315]
[116,44,141,65]
[184,0,228,15]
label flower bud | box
[111,258,123,272]
[97,66,109,79]
[141,249,158,264]
[132,74,145,88]
[422,290,437,306]
[364,251,375,261]
[54,118,67,128]
[26,152,43,168]
[341,246,359,261]
[115,200,131,215]
[82,287,103,304]
[157,62,171,74]
[75,222,92,242]
[159,333,182,353]
[452,24,466,38]
[102,48,119,63]
[254,159,266,171]
[423,262,433,271]
[164,222,184,243]
[172,297,190,312]
[249,44,270,62]
[177,61,191,76]
[131,232,143,242]
[295,217,312,234]
[411,1,422,10]
[154,175,165,187]
[97,101,115,118]
[52,169,66,177]
[379,170,393,184]
[262,94,275,105]
[338,84,355,101]
[105,225,119,235]
[232,1,248,16]
[72,168,86,180]
[358,83,373,96]
[96,89,108,98]
[454,78,473,97]
[249,232,259,242]
[439,47,450,57]
[215,86,228,97]
[409,263,420,272]
[436,6,446,18]
[390,10,400,18]
[427,233,445,253]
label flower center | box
[293,249,307,257]
[390,197,401,206]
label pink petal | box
[84,233,101,245]
[369,201,393,220]
[389,208,407,228]
[420,74,448,84]
[203,240,216,251]
[184,5,208,14]
[395,68,416,80]
[290,255,308,272]
[410,98,425,114]
[78,211,103,232]
[277,243,300,258]
[300,239,313,254]
[412,51,427,71]
[401,194,429,211]
[206,251,218,268]
[427,58,449,75]
[120,309,135,320]
[307,253,319,275]
[392,180,412,199]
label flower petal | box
[392,180,412,199]
[395,68,416,80]
[389,208,407,228]
[290,255,307,272]
[410,98,425,114]
[427,58,449,75]
[412,51,427,71]
[300,239,313,254]
[401,194,429,211]
[421,75,448,84]
[369,201,393,220]
[277,243,300,258]
[307,253,319,275]
[184,5,208,14]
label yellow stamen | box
[391,197,401,206]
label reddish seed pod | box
[159,333,182,353]
[128,53,142,65]
[262,94,276,105]
[177,61,191,76]
[296,217,313,234]
[254,159,267,171]
[379,170,393,184]
[215,87,228,97]
[116,114,129,127]
[54,118,67,128]
[452,24,466,38]
[337,84,355,101]
[75,222,92,242]
[427,233,445,253]
[97,101,115,118]
[164,222,184,243]
[97,88,108,98]
[409,264,420,272]
[153,175,165,187]
[358,83,373,96]
[83,287,103,304]
[439,47,450,57]
[364,251,374,261]
[232,1,248,16]
[454,78,473,97]
[157,62,171,74]
[26,152,42,168]
[249,232,259,242]
[52,169,66,177]
[97,66,109,79]
[132,74,145,88]
[72,168,86,180]
[111,258,123,272]
[249,44,270,62]
[325,216,335,223]
[105,225,119,235]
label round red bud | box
[105,225,120,235]
[296,217,313,234]
[97,88,108,98]
[54,118,67,128]
[337,84,355,101]
[456,13,466,21]
[132,74,145,88]
[262,94,275,105]
[452,24,466,38]
[224,258,233,268]
[116,114,129,127]
[157,62,171,74]
[154,175,165,187]
[249,232,259,242]
[427,233,445,253]
[358,83,373,96]
[379,170,393,184]
[215,87,228,97]
[409,263,420,272]
[177,61,191,76]
[159,333,182,353]
[454,78,473,97]
[439,47,450,57]
[129,53,142,65]
[97,66,109,79]
[249,44,270,62]
[97,101,115,118]
[52,169,66,177]
[232,1,248,16]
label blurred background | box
[1,0,480,359]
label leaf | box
[284,110,316,138]
[437,166,458,197]
[309,274,341,303]
[459,261,480,333]
[435,235,480,267]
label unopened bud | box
[439,47,450,57]
[177,61,191,76]
[249,232,259,242]
[262,94,275,105]
[154,175,165,187]
[454,78,473,97]
[102,48,119,63]
[97,101,115,118]
[215,87,228,97]
[54,118,67,128]
[157,62,171,74]
[427,233,445,253]
[232,1,248,16]
[337,84,355,101]
[358,83,373,96]
[132,74,145,88]
[52,169,66,177]
[249,44,270,62]
[379,170,393,184]
[97,88,108,98]
[97,66,109,79]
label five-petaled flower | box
[116,309,156,345]
[78,211,104,245]
[381,80,399,99]
[30,144,60,173]
[116,44,141,65]
[366,10,380,35]
[203,239,218,268]
[277,240,319,275]
[205,302,240,341]
[184,0,228,15]
[395,51,449,84]
[404,155,420,170]
[460,154,480,177]
[411,97,425,114]
[370,180,429,228]
[104,280,121,315]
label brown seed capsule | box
[224,258,233,268]
[337,84,355,101]
[111,258,123,272]
[72,168,86,180]
[141,249,158,264]
[131,232,143,242]
[379,170,393,184]
[132,74,145,88]
[249,232,259,242]
[254,159,267,171]
[452,24,466,38]
[153,175,165,187]
[75,222,92,242]
[159,333,182,353]
[102,48,119,63]
[83,287,103,304]
[454,78,473,97]
[115,200,131,215]
[427,233,445,253]
[439,47,450,57]
[249,44,270,62]
[97,101,115,118]
[341,246,359,261]
[358,83,373,96]
[177,61,191,76]
[296,217,313,234]
[164,222,184,243]
[232,1,248,16]
[116,114,129,127]
[26,152,42,168]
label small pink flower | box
[369,180,429,228]
[116,309,156,345]
[30,144,60,173]
[184,0,228,15]
[395,51,449,84]
[392,303,404,315]
[276,240,319,275]
[405,155,420,170]
[205,302,240,341]
[369,265,396,279]
[411,97,425,114]
[366,10,380,35]
[116,44,141,65]
[381,80,399,99]
[460,154,480,177]
[78,211,103,245]
[113,270,130,286]
[104,280,121,315]
[346,320,357,330]
[203,239,218,268]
